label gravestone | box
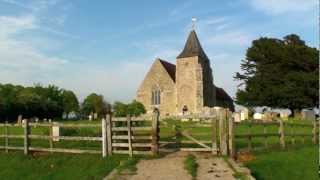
[233,112,241,122]
[240,108,249,121]
[280,111,289,120]
[17,115,23,124]
[302,110,315,121]
[253,113,263,120]
[52,123,60,141]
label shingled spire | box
[177,30,208,59]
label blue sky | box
[0,0,318,103]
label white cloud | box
[249,0,317,15]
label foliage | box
[184,154,198,179]
[81,93,110,119]
[62,90,79,119]
[0,83,79,122]
[113,100,146,117]
[235,34,319,115]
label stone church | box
[136,29,234,116]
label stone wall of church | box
[136,60,176,116]
[176,56,203,114]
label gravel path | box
[195,153,235,180]
[108,151,236,180]
[130,151,192,180]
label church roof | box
[177,30,208,59]
[216,87,233,102]
[159,59,176,82]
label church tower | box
[176,30,216,114]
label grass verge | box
[184,154,198,179]
[244,146,318,180]
[0,151,128,180]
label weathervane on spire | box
[192,17,197,30]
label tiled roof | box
[177,30,208,59]
[159,59,176,82]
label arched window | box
[151,89,160,105]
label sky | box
[0,0,318,103]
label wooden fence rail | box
[230,119,319,155]
[0,111,160,157]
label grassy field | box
[245,146,318,180]
[0,151,131,180]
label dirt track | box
[109,151,236,180]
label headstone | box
[94,113,98,120]
[192,118,200,122]
[17,115,23,124]
[48,119,52,123]
[302,110,315,121]
[22,119,26,124]
[253,113,263,120]
[52,123,60,141]
[280,111,289,120]
[233,112,241,122]
[240,108,249,121]
[43,119,47,122]
[181,118,189,122]
[263,112,272,121]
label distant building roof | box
[159,59,176,82]
[177,30,208,59]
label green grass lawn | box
[0,151,130,180]
[245,146,318,180]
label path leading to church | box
[108,151,236,180]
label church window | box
[151,89,161,105]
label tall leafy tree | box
[81,93,110,119]
[62,90,79,119]
[235,34,319,116]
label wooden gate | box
[159,108,234,156]
[104,112,159,156]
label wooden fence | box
[0,111,160,157]
[230,119,319,157]
[0,120,102,155]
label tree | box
[235,34,319,116]
[81,93,110,119]
[113,100,146,117]
[113,101,128,117]
[62,90,79,119]
[127,100,146,116]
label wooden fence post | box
[219,108,227,155]
[49,121,53,153]
[151,110,159,155]
[312,119,317,144]
[248,123,252,151]
[24,119,29,155]
[127,115,133,157]
[211,116,217,155]
[5,121,8,153]
[279,120,285,149]
[228,112,235,158]
[102,118,107,157]
[290,123,295,145]
[106,114,113,155]
[263,123,268,149]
